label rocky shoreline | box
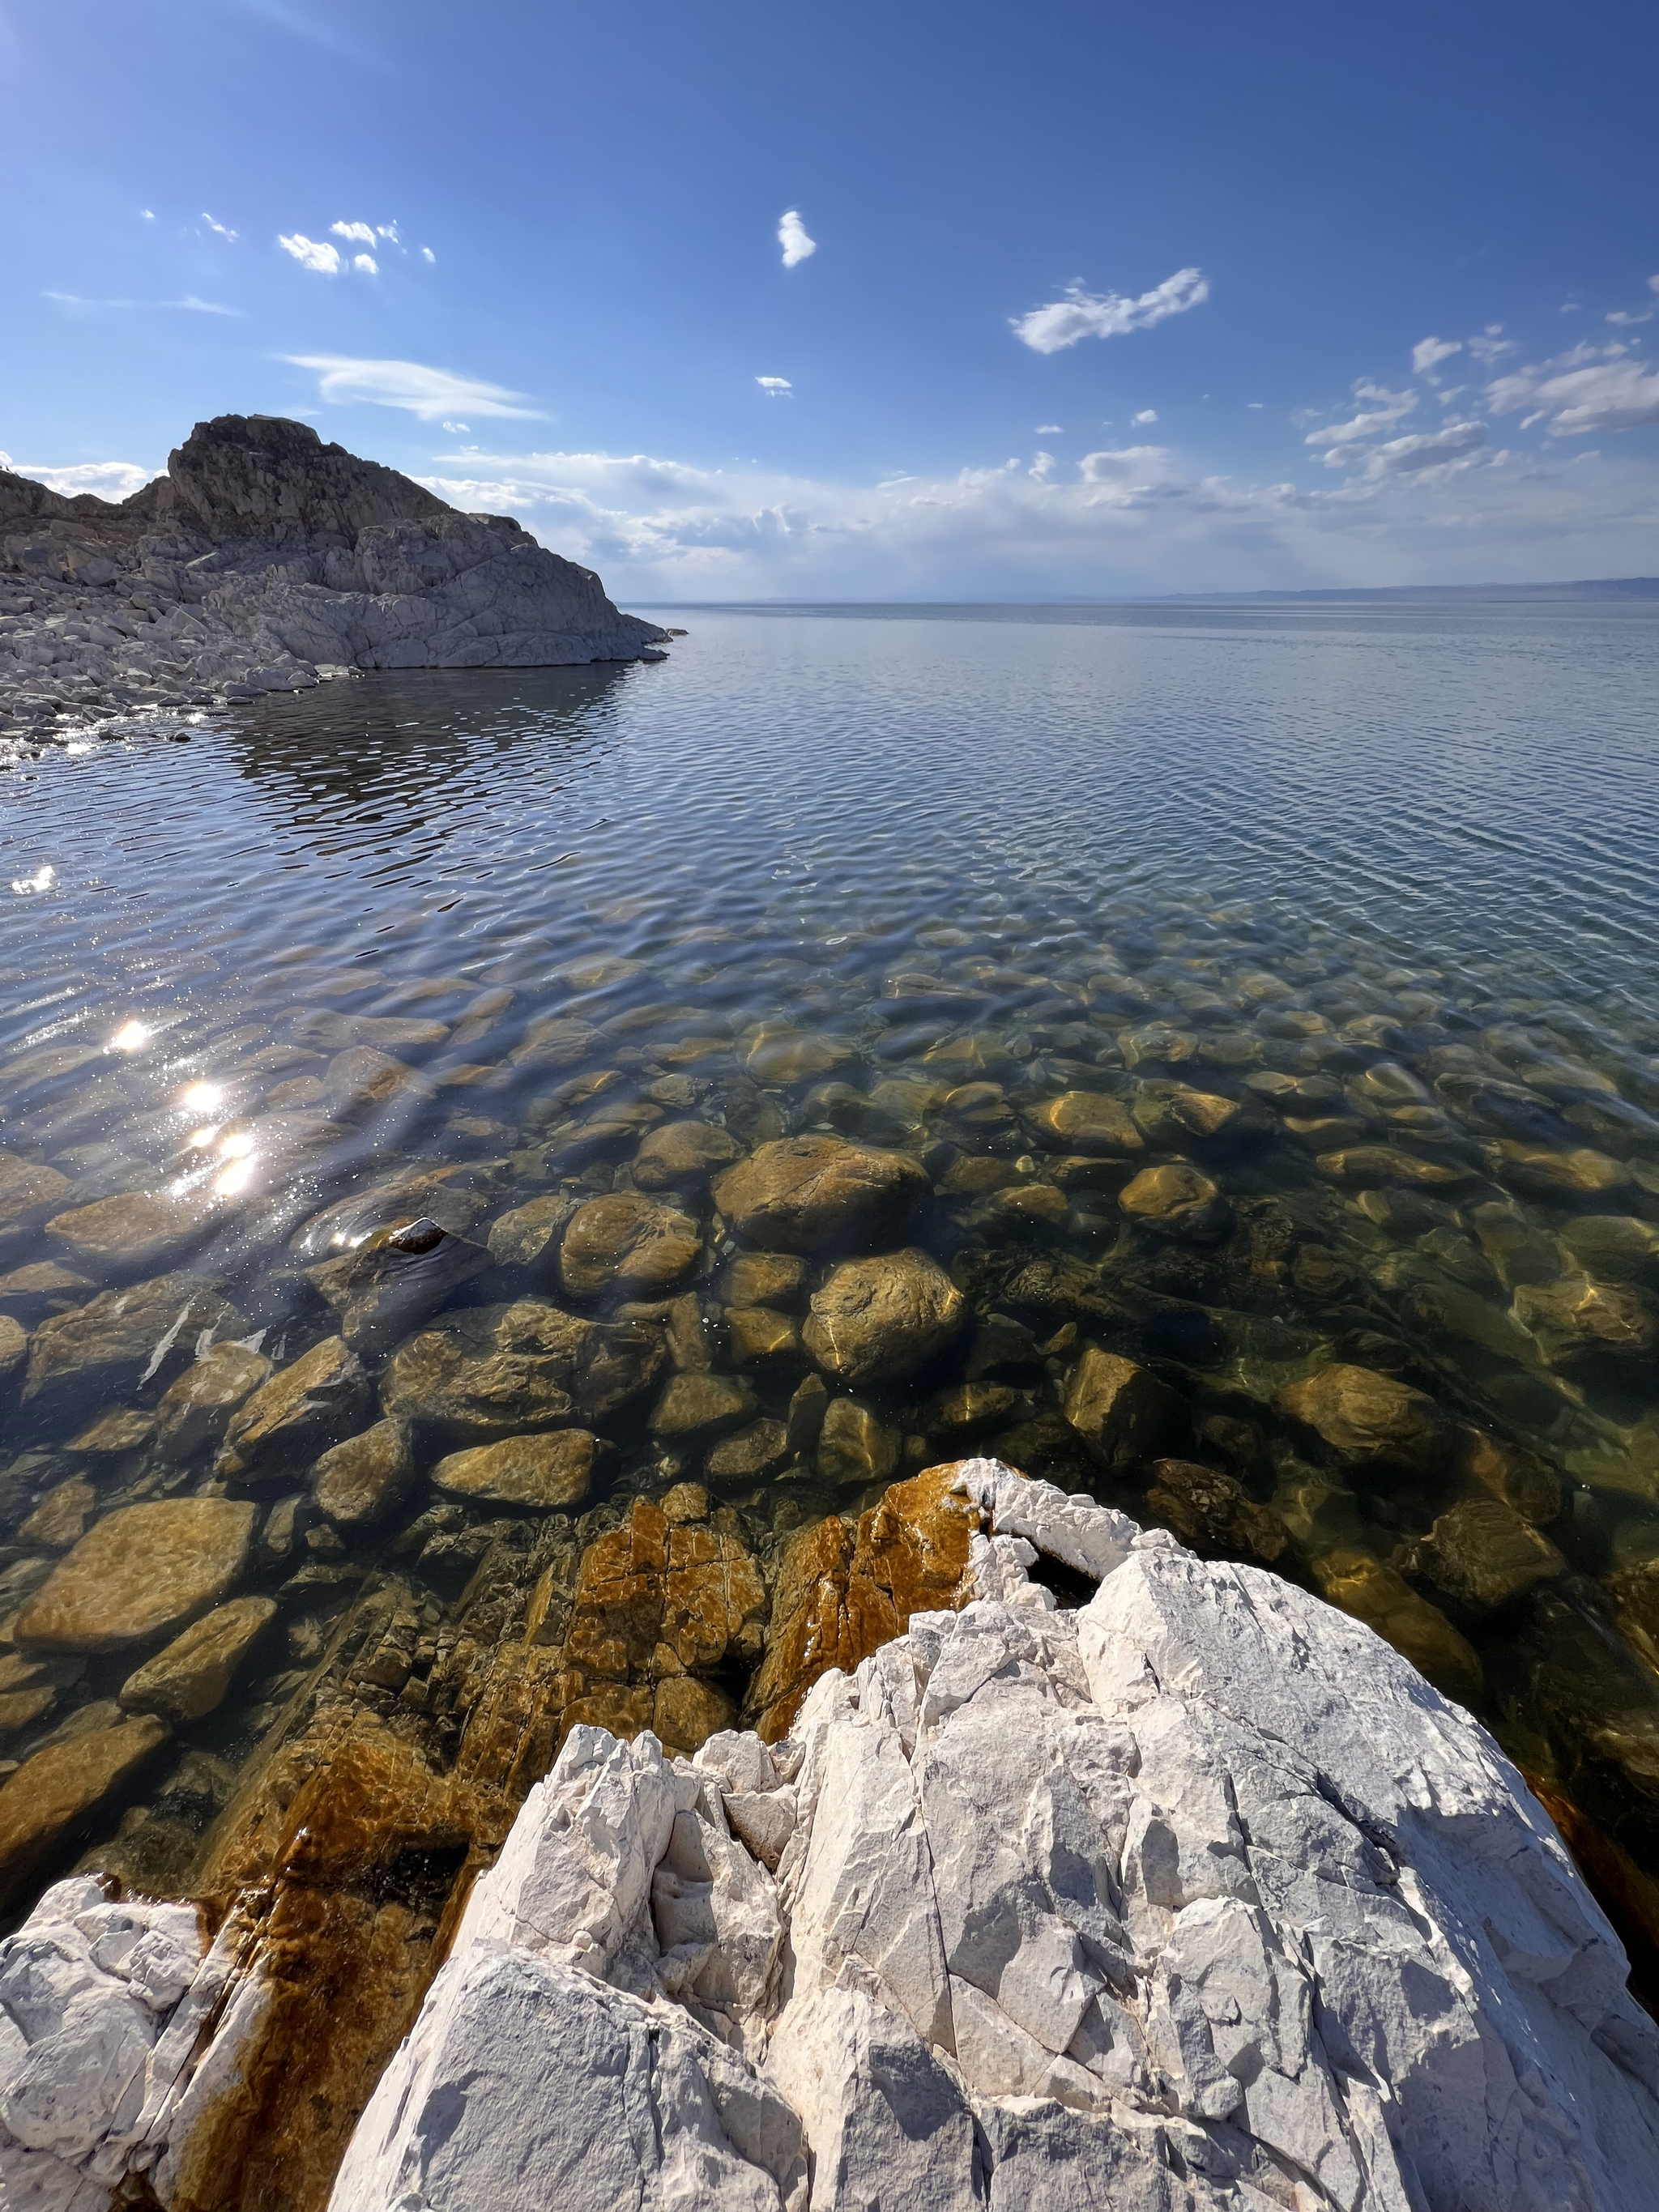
[2,1459,1656,2210]
[0,414,667,746]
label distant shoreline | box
[634,576,1659,608]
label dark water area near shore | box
[2,599,1659,1974]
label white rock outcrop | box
[318,1460,1659,2212]
[0,414,667,736]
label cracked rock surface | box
[4,1461,1657,2210]
[327,1460,1659,2211]
[0,413,667,743]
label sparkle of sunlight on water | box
[2,601,1658,1970]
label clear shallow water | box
[3,603,1659,1937]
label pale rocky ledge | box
[2,1460,1655,2211]
[0,413,668,738]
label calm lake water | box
[3,601,1659,1939]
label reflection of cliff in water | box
[222,663,643,834]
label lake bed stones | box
[633,1119,742,1191]
[1118,1162,1229,1241]
[118,1595,277,1724]
[560,1195,702,1302]
[1029,1091,1144,1157]
[44,1189,216,1273]
[433,1430,601,1511]
[0,1715,169,1911]
[1061,1346,1179,1473]
[15,1498,258,1652]
[713,1136,928,1255]
[0,1151,74,1246]
[1512,1273,1657,1366]
[1277,1363,1448,1469]
[215,1336,373,1483]
[155,1340,274,1460]
[22,1274,247,1411]
[1406,1497,1566,1614]
[486,1192,581,1272]
[382,1300,666,1442]
[803,1248,965,1386]
[650,1372,757,1443]
[313,1420,416,1527]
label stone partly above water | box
[0,413,668,734]
[15,1462,1648,2212]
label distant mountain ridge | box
[1150,577,1659,604]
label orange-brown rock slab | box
[747,1459,982,1741]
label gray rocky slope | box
[0,414,667,736]
[5,1463,1655,2212]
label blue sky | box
[3,0,1657,595]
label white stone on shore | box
[6,1462,1658,2210]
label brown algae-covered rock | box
[23,1273,246,1409]
[1029,1090,1144,1156]
[156,1340,275,1460]
[313,1419,416,1527]
[0,1715,169,1909]
[1061,1345,1179,1473]
[633,1119,742,1190]
[1407,1497,1566,1613]
[1277,1362,1448,1466]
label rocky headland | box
[0,414,667,741]
[2,1459,1656,2210]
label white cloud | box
[1353,420,1486,480]
[1412,335,1461,376]
[1467,326,1516,367]
[331,220,376,245]
[354,253,378,274]
[1029,451,1057,483]
[45,292,244,317]
[377,221,401,245]
[1305,381,1417,455]
[1132,408,1158,424]
[409,435,1659,599]
[1247,402,1264,408]
[1036,424,1063,434]
[1486,346,1659,436]
[278,232,342,274]
[757,376,792,394]
[139,208,154,221]
[201,211,238,242]
[0,454,156,501]
[778,210,817,268]
[441,420,470,434]
[284,356,546,420]
[421,245,436,264]
[1010,266,1209,354]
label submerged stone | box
[632,1119,742,1190]
[313,1419,416,1527]
[155,1340,274,1460]
[45,1189,216,1272]
[1277,1362,1448,1467]
[118,1594,276,1724]
[382,1299,666,1441]
[486,1191,580,1270]
[23,1273,247,1411]
[1513,1272,1657,1366]
[713,1136,928,1255]
[15,1498,258,1652]
[1061,1346,1179,1473]
[817,1396,901,1488]
[1029,1091,1143,1157]
[215,1335,374,1481]
[1408,1497,1566,1614]
[433,1430,600,1511]
[0,1715,168,1910]
[559,1194,702,1302]
[802,1248,965,1386]
[650,1371,757,1442]
[1311,1546,1483,1707]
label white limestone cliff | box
[5,1461,1657,2210]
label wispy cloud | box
[1486,344,1659,436]
[1352,420,1486,480]
[1011,266,1209,354]
[45,292,244,317]
[778,210,817,269]
[420,245,436,265]
[278,232,341,274]
[1132,408,1158,425]
[331,219,376,245]
[1304,381,1417,458]
[409,435,1659,597]
[1466,325,1515,367]
[1411,335,1461,376]
[1036,424,1063,434]
[757,376,792,396]
[284,356,546,420]
[201,211,238,242]
[0,454,156,501]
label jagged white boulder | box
[325,1460,1659,2211]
